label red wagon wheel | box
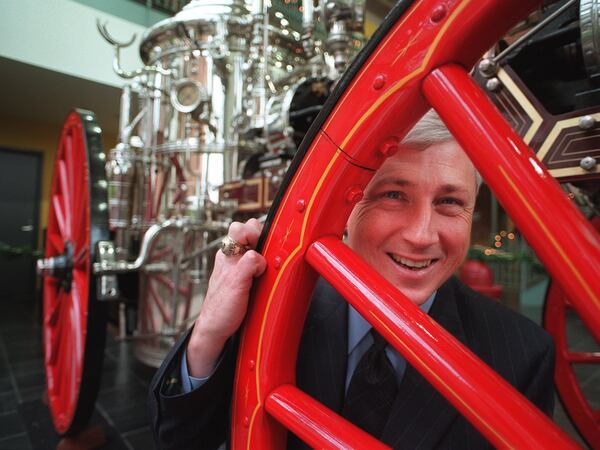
[38,110,109,434]
[544,220,600,448]
[229,0,599,448]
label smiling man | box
[347,137,478,305]
[149,111,555,450]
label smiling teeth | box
[391,255,433,268]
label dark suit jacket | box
[149,277,555,449]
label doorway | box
[0,148,43,303]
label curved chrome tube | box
[93,219,184,274]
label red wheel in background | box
[544,217,600,447]
[40,110,109,434]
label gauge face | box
[171,79,204,113]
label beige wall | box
[0,114,116,249]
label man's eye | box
[383,191,402,200]
[438,197,463,206]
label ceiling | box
[0,56,122,137]
[0,0,394,139]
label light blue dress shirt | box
[182,291,437,392]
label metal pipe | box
[119,85,131,143]
[93,219,184,274]
[492,0,577,63]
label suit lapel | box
[381,278,468,449]
[296,279,348,413]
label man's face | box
[347,140,477,305]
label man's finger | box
[238,250,267,278]
[227,220,262,249]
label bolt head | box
[273,256,282,269]
[431,5,447,22]
[345,186,364,204]
[296,199,306,212]
[379,138,399,157]
[485,78,501,92]
[478,58,497,78]
[580,156,597,171]
[373,74,386,90]
[578,115,596,130]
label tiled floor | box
[0,297,156,450]
[0,295,597,449]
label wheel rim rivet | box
[345,186,364,204]
[296,199,306,212]
[578,115,596,130]
[478,58,497,78]
[243,416,250,427]
[431,5,447,22]
[248,359,255,370]
[273,256,282,269]
[580,156,597,171]
[373,74,386,90]
[485,77,501,92]
[379,138,399,157]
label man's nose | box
[401,205,439,248]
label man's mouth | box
[389,254,438,270]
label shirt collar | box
[347,291,437,355]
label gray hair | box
[402,109,483,191]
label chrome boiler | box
[94,0,365,366]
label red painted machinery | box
[38,0,600,447]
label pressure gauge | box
[170,79,206,113]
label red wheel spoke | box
[58,160,72,236]
[181,280,193,324]
[303,237,575,448]
[148,280,173,324]
[153,273,190,297]
[265,385,390,450]
[73,248,88,270]
[46,292,62,327]
[424,65,600,342]
[64,133,75,196]
[146,292,159,332]
[48,233,64,254]
[57,306,75,406]
[52,194,69,239]
[69,132,87,247]
[70,283,84,371]
[48,291,68,366]
[48,328,59,366]
[567,352,600,364]
[49,322,62,371]
[149,245,173,262]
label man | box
[149,111,555,449]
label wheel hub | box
[37,241,74,291]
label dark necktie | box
[342,329,398,438]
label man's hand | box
[186,218,266,378]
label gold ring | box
[221,235,249,257]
